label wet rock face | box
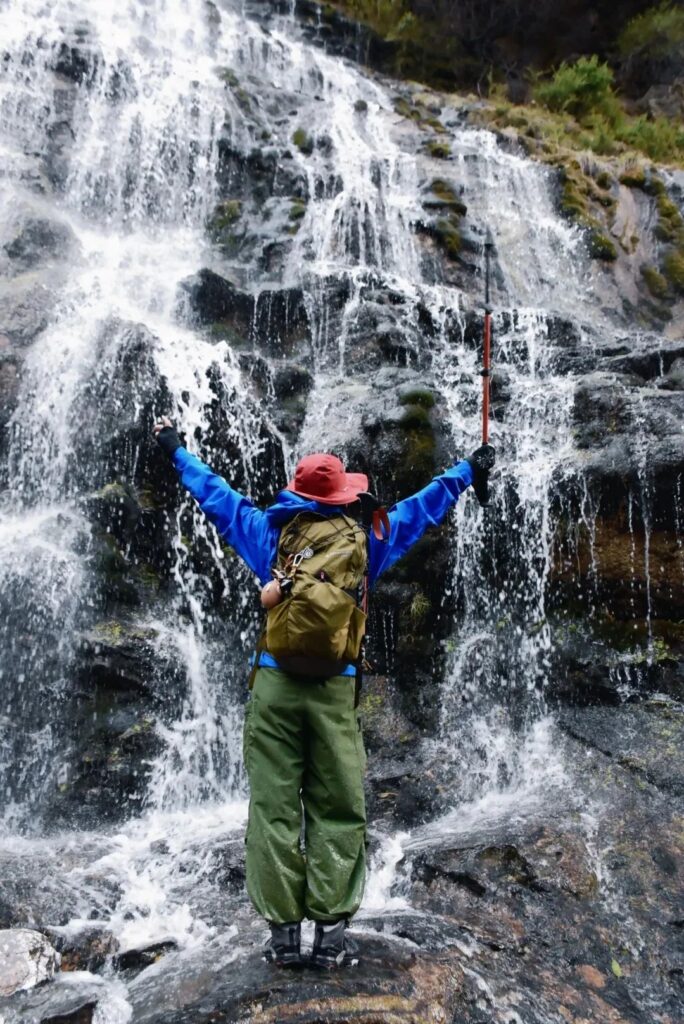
[549,339,684,625]
[0,929,61,997]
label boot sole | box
[264,951,302,968]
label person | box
[153,416,495,968]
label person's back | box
[154,416,494,967]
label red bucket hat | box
[287,453,368,506]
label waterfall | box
[0,0,678,1016]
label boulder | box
[0,929,60,997]
[0,974,103,1024]
[179,270,310,358]
[557,701,684,796]
[2,205,79,274]
[0,276,57,347]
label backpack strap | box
[248,625,267,690]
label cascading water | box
[1,1,680,1020]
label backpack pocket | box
[266,578,366,665]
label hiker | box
[154,416,494,967]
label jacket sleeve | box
[368,460,473,585]
[171,447,276,583]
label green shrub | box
[616,115,684,163]
[433,217,461,256]
[589,231,618,261]
[400,404,432,429]
[641,265,668,298]
[292,128,314,155]
[618,2,684,59]
[289,201,307,221]
[426,139,451,159]
[399,388,436,409]
[533,56,620,124]
[663,250,684,291]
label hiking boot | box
[310,919,351,969]
[263,921,301,967]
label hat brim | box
[286,471,369,506]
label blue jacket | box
[172,447,473,588]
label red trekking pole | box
[482,230,493,446]
[470,230,495,508]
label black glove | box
[466,444,495,507]
[156,425,182,458]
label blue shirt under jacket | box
[171,447,473,588]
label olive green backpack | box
[264,512,368,678]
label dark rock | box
[557,701,684,795]
[127,928,469,1024]
[0,975,102,1024]
[0,277,57,346]
[3,207,79,273]
[67,317,173,493]
[113,940,177,974]
[603,339,684,380]
[46,925,118,973]
[272,363,313,399]
[180,270,310,358]
[0,354,20,431]
[52,21,100,85]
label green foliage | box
[533,56,619,124]
[619,165,647,189]
[399,388,436,409]
[400,403,432,429]
[336,1,414,40]
[211,200,242,230]
[663,250,684,292]
[433,217,461,256]
[588,230,618,261]
[292,128,314,155]
[426,139,451,159]
[616,115,684,163]
[409,590,430,623]
[618,2,684,59]
[289,201,307,221]
[641,265,668,297]
[430,178,457,202]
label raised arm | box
[155,422,276,583]
[367,444,495,585]
[368,460,472,583]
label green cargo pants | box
[243,666,367,924]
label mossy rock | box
[289,201,307,221]
[218,68,239,87]
[400,404,432,430]
[430,178,456,202]
[588,230,618,261]
[394,97,422,121]
[292,128,314,155]
[427,179,467,215]
[641,265,669,299]
[210,200,242,231]
[426,139,451,159]
[409,590,431,624]
[619,166,647,189]
[397,429,437,490]
[663,250,684,293]
[433,216,461,257]
[655,193,684,245]
[399,388,436,409]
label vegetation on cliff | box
[329,1,684,165]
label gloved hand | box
[154,417,182,458]
[466,443,495,507]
